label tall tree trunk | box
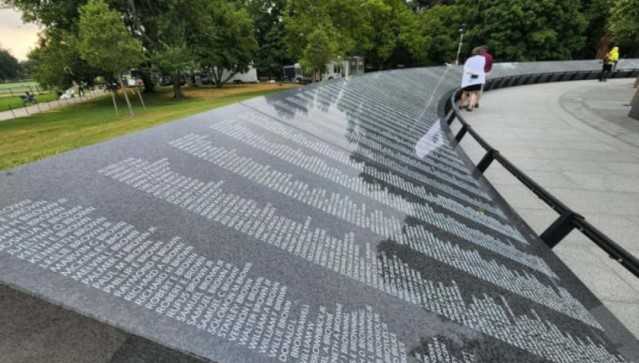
[596,34,611,60]
[110,90,119,115]
[139,68,155,93]
[119,78,134,116]
[215,68,224,89]
[173,71,184,99]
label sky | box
[0,8,41,61]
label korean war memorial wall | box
[1,61,639,363]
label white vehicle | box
[194,66,259,85]
[323,61,344,81]
[223,66,258,83]
[282,64,309,83]
[283,56,365,83]
[122,74,144,87]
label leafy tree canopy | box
[13,0,634,83]
[243,0,294,78]
[0,48,20,81]
[456,0,587,61]
[77,0,144,76]
[28,30,101,89]
[284,0,425,70]
[580,0,612,58]
[609,0,639,56]
[299,26,340,77]
[192,0,258,87]
[418,4,465,65]
[405,0,453,11]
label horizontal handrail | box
[445,70,639,279]
[574,218,639,277]
[494,153,572,215]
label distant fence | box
[0,83,49,98]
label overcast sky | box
[0,8,41,61]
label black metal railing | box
[444,69,639,279]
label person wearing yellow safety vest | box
[599,46,620,82]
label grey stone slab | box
[603,302,639,341]
[1,64,639,363]
[559,79,639,149]
[0,284,127,363]
[0,284,210,363]
[526,148,638,163]
[481,184,550,210]
[562,172,639,193]
[109,336,208,363]
[543,188,639,216]
[605,162,639,177]
[554,245,639,303]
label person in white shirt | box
[460,47,486,112]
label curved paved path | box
[455,78,639,338]
[0,89,107,122]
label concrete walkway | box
[0,89,107,122]
[455,78,639,338]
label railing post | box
[540,211,583,249]
[477,149,499,174]
[446,109,456,125]
[455,124,468,142]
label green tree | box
[418,4,464,65]
[152,42,193,99]
[193,0,258,88]
[404,0,453,11]
[458,0,587,61]
[363,0,426,68]
[299,27,340,80]
[14,0,86,31]
[18,59,36,80]
[609,0,639,56]
[123,0,198,93]
[77,0,144,115]
[146,0,199,99]
[244,0,294,79]
[28,30,101,90]
[14,0,178,93]
[284,0,341,62]
[366,0,406,67]
[284,0,424,72]
[580,0,613,58]
[0,48,20,81]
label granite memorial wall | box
[1,61,639,362]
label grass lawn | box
[0,83,298,170]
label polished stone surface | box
[0,285,206,363]
[1,62,639,363]
[458,79,639,342]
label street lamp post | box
[455,24,466,66]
